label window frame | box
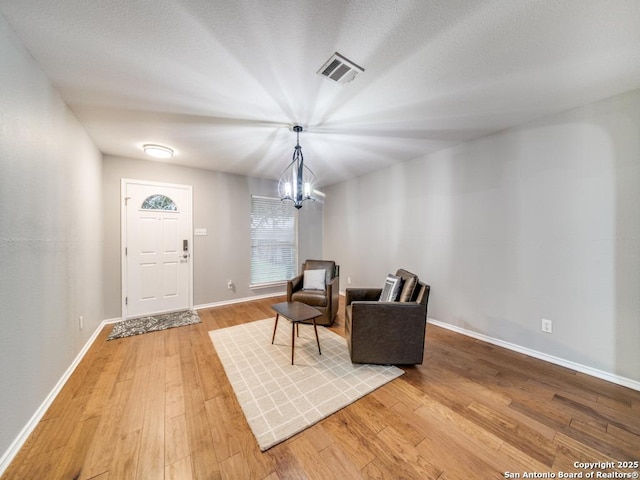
[140,194,178,211]
[249,195,298,288]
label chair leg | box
[271,314,279,344]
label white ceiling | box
[1,0,639,186]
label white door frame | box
[121,178,194,320]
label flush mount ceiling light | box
[143,144,174,159]
[278,125,317,209]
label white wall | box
[324,89,640,383]
[0,15,103,459]
[102,155,323,319]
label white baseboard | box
[0,316,115,476]
[194,291,285,310]
[427,318,640,392]
[195,291,347,311]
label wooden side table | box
[271,301,322,365]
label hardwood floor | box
[3,296,639,479]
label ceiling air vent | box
[317,52,364,85]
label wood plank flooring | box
[3,296,639,479]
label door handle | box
[182,253,190,259]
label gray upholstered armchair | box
[345,269,430,364]
[287,260,340,326]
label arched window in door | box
[141,194,178,211]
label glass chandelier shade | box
[278,125,317,209]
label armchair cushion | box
[291,290,327,307]
[396,269,419,302]
[304,260,336,283]
[303,269,326,290]
[379,274,403,302]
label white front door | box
[122,179,193,319]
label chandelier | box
[278,125,317,209]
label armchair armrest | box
[326,275,339,298]
[286,274,303,301]
[345,287,382,306]
[327,275,340,318]
[327,275,339,290]
[348,301,427,364]
[350,300,426,324]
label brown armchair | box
[345,269,430,364]
[287,260,340,326]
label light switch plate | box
[194,228,207,236]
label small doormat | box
[108,310,201,340]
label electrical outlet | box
[541,318,553,334]
[79,315,84,330]
[227,280,233,290]
[347,277,352,285]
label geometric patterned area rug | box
[108,310,200,340]
[209,318,404,451]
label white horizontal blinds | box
[250,196,297,285]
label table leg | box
[312,318,321,355]
[271,314,279,344]
[291,321,296,365]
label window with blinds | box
[250,196,297,286]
